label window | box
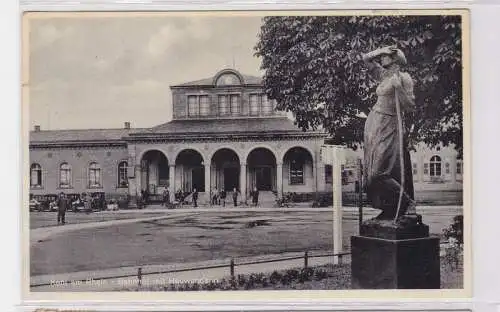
[325,165,333,183]
[412,163,417,175]
[445,162,450,174]
[290,159,304,185]
[89,162,102,188]
[188,95,210,117]
[218,94,240,116]
[249,94,274,116]
[199,95,210,116]
[218,95,229,116]
[325,165,333,184]
[430,155,442,177]
[30,163,42,187]
[118,161,128,187]
[261,96,273,115]
[188,95,199,117]
[216,73,241,86]
[249,94,260,116]
[59,163,72,188]
[230,94,240,115]
[424,163,429,175]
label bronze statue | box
[362,45,417,222]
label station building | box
[29,68,463,206]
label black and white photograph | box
[23,11,470,296]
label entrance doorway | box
[255,166,272,191]
[191,167,205,191]
[223,168,239,191]
[247,147,277,192]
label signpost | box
[321,145,345,265]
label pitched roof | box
[132,117,321,136]
[29,128,139,144]
[29,118,325,145]
[172,73,262,87]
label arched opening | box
[211,148,240,192]
[30,163,42,187]
[175,149,205,192]
[283,147,314,188]
[141,150,169,196]
[247,148,276,191]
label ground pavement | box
[29,205,462,291]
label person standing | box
[57,192,69,225]
[192,188,198,208]
[232,188,239,207]
[212,187,218,205]
[220,189,226,207]
[162,188,170,207]
[252,187,259,207]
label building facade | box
[29,69,328,205]
[29,69,463,206]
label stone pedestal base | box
[351,234,440,289]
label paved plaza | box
[30,205,462,289]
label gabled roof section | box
[171,68,263,88]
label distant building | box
[29,68,462,206]
[340,143,463,192]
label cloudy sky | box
[28,14,264,130]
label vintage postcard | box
[22,10,471,301]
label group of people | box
[210,187,239,207]
[54,191,94,225]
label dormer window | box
[218,94,240,116]
[215,73,241,86]
[249,94,275,116]
[188,95,210,117]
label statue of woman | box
[362,45,417,222]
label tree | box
[254,15,463,155]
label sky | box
[28,14,265,130]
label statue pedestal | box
[351,216,440,289]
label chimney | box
[34,125,41,132]
[124,122,131,129]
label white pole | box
[332,145,344,264]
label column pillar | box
[135,165,142,194]
[204,164,211,203]
[277,162,283,198]
[169,164,175,202]
[240,162,247,203]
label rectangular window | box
[290,161,304,185]
[424,163,429,175]
[325,165,333,184]
[218,95,229,116]
[188,95,199,117]
[230,94,240,115]
[249,94,260,116]
[261,95,273,115]
[199,95,210,116]
[445,162,450,174]
[412,163,418,175]
[188,95,210,117]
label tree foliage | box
[254,15,463,154]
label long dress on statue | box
[363,67,416,219]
